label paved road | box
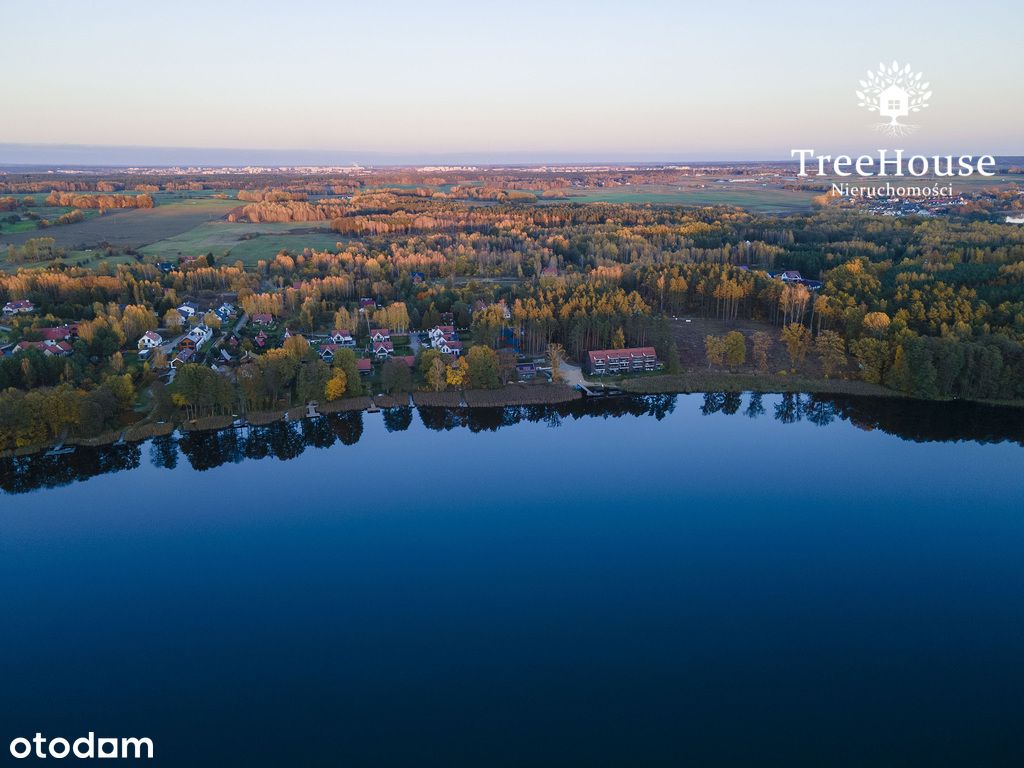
[158,332,186,356]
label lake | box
[2,393,1023,767]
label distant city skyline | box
[2,0,1022,163]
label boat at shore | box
[575,383,626,397]
[44,444,76,457]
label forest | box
[1,168,1023,451]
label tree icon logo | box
[856,62,932,136]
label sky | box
[1,0,1022,164]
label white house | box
[177,302,199,320]
[319,343,339,364]
[369,329,391,343]
[327,329,356,346]
[437,340,463,356]
[428,325,458,349]
[138,331,163,350]
[183,324,212,351]
[214,303,235,323]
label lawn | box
[152,190,241,201]
[0,197,240,251]
[0,218,40,235]
[546,184,819,213]
[0,248,144,273]
[0,206,100,236]
[140,223,347,265]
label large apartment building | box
[585,347,660,376]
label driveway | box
[559,360,588,387]
[159,332,186,355]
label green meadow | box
[551,184,819,212]
[0,206,101,236]
[0,188,349,269]
[140,222,345,265]
[0,197,239,251]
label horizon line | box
[2,143,1022,169]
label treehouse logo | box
[788,60,995,198]
[856,61,932,137]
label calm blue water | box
[1,394,1023,767]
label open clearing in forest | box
[140,222,346,265]
[549,183,819,213]
[549,174,1021,213]
[0,197,240,250]
[671,316,827,378]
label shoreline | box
[619,371,1024,408]
[618,372,899,399]
[3,376,1021,459]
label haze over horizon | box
[1,0,1021,164]
[3,144,1024,169]
[0,142,836,167]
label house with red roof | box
[428,325,460,353]
[3,299,35,316]
[14,339,73,357]
[356,358,373,375]
[39,325,75,342]
[319,343,339,363]
[373,340,395,358]
[137,331,163,350]
[251,313,274,326]
[437,339,463,357]
[327,329,355,346]
[586,347,660,376]
[370,329,391,343]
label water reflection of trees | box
[3,393,1021,495]
[1,442,142,495]
[702,391,847,427]
[700,390,1024,443]
[0,413,368,493]
[418,394,679,434]
[744,393,765,419]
